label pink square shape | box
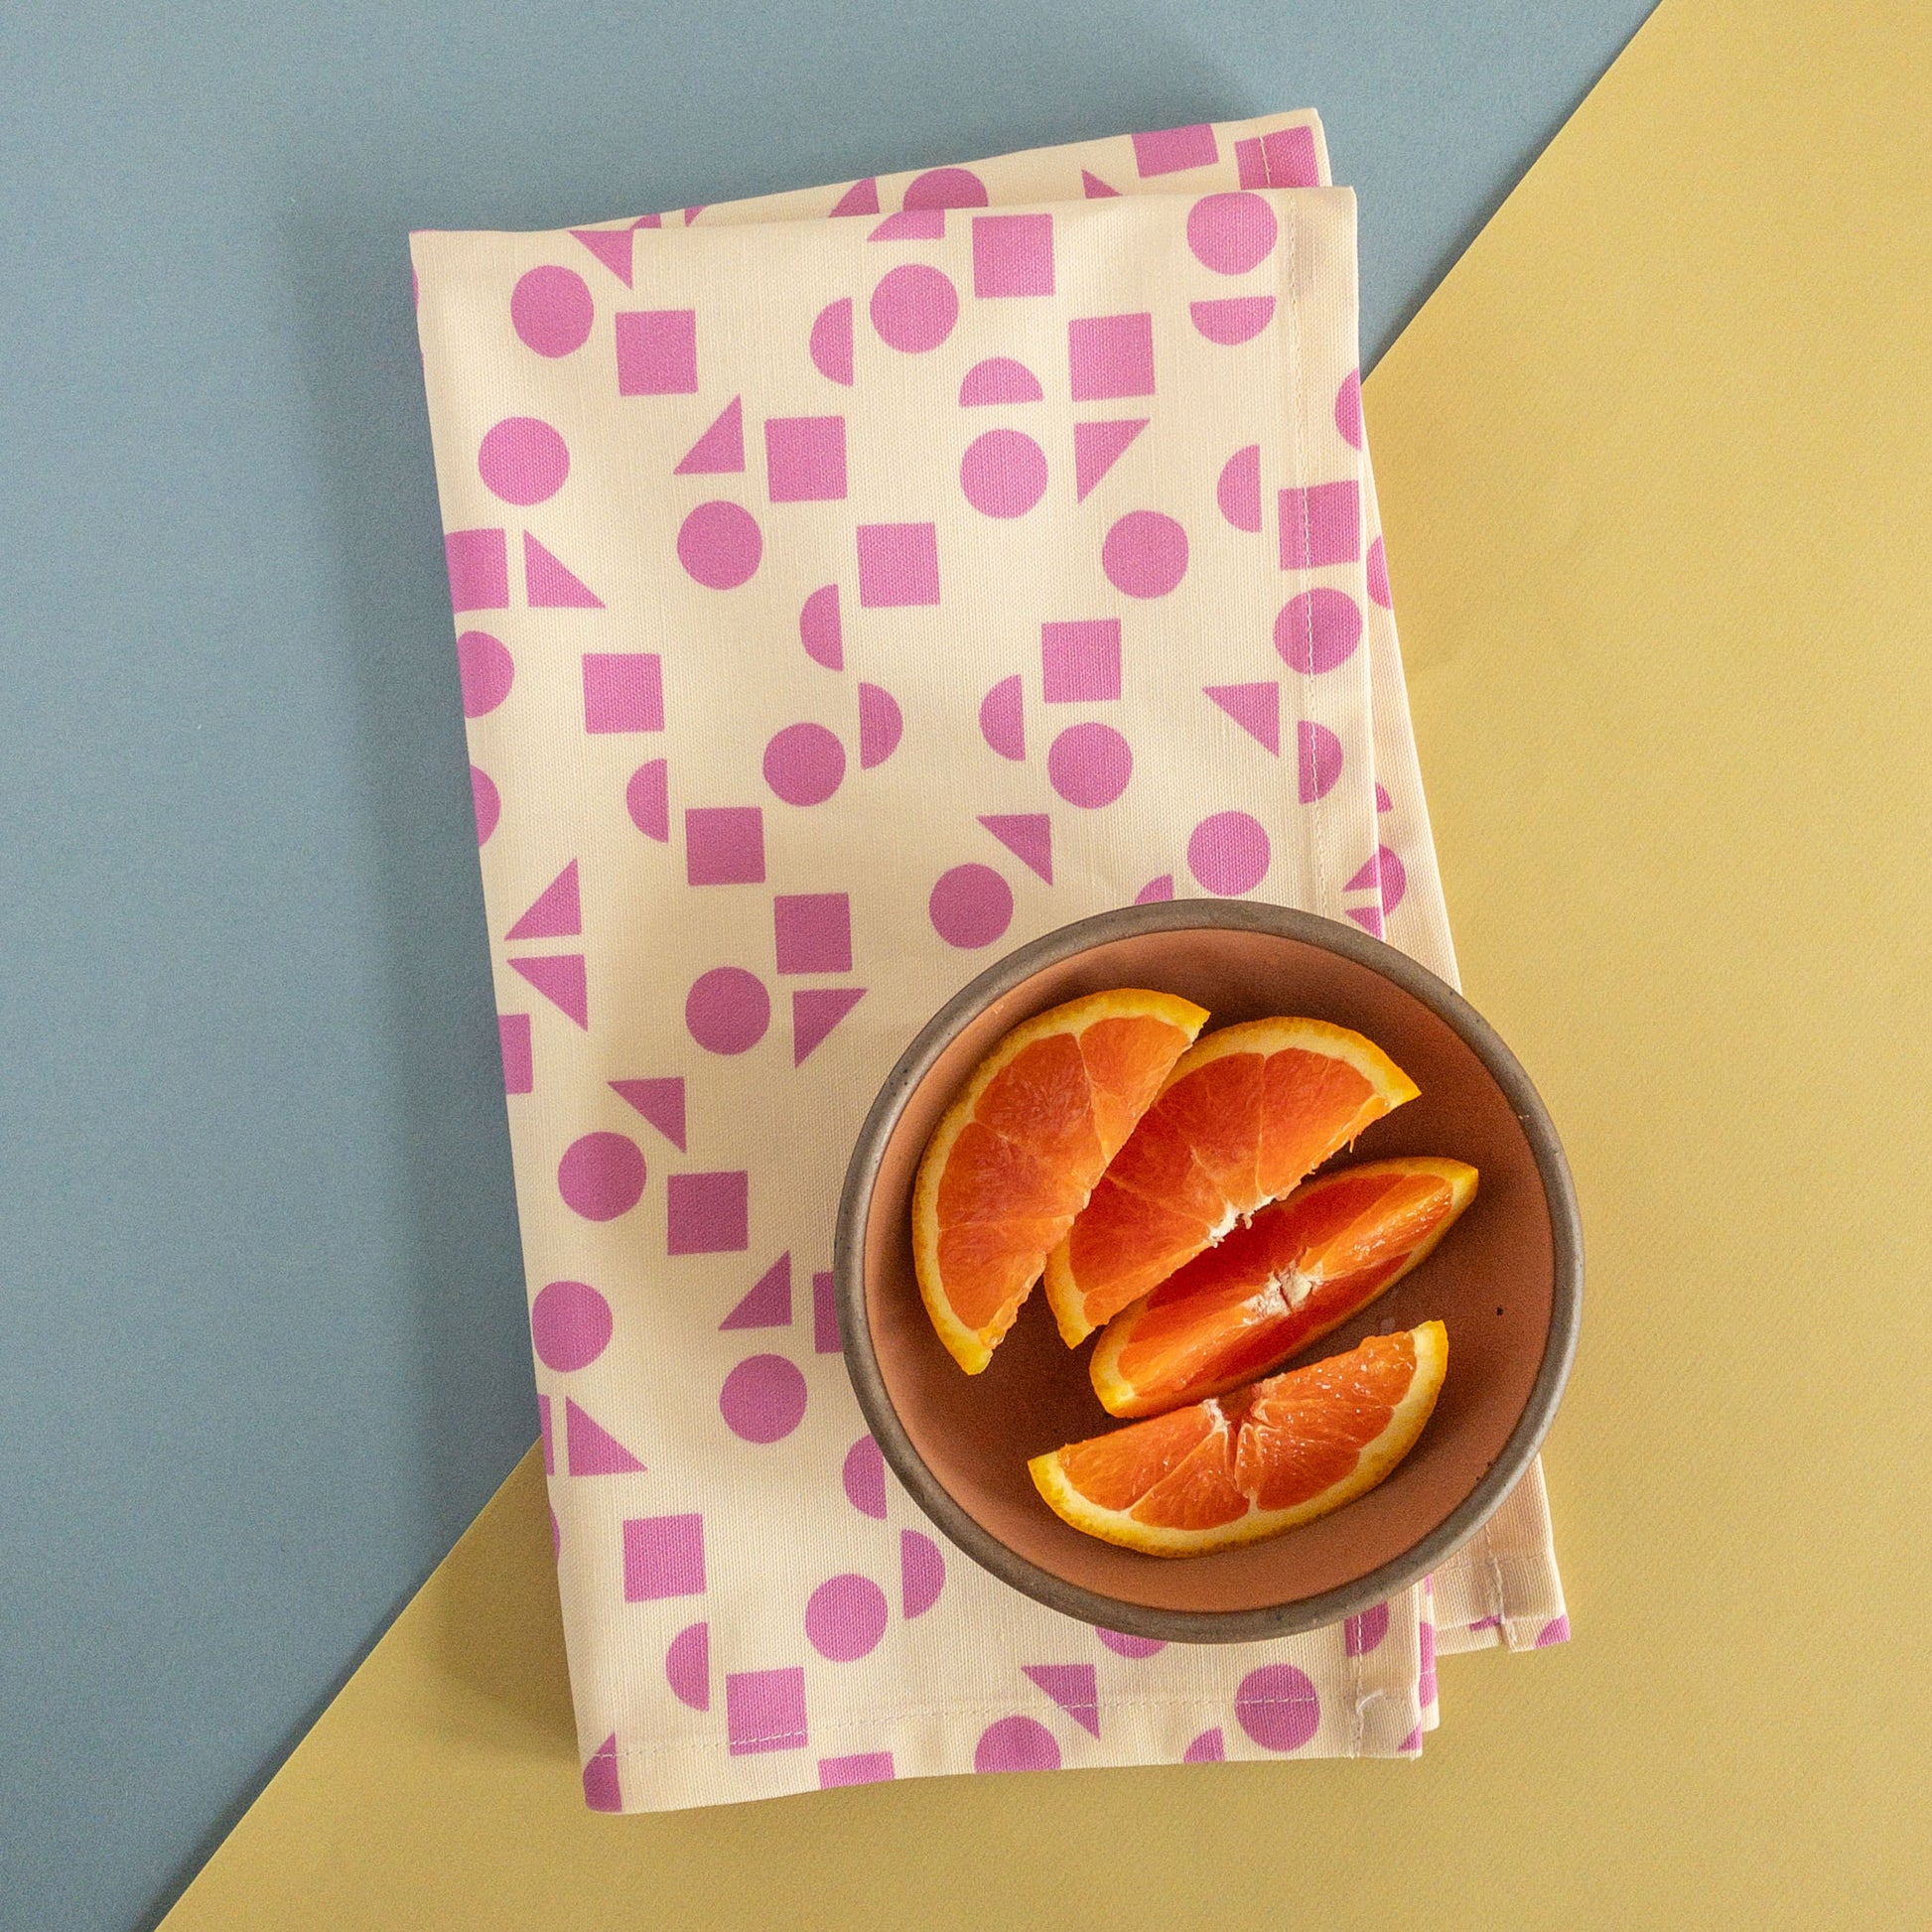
[684,807,764,885]
[1068,315,1154,402]
[499,1014,532,1094]
[582,652,664,733]
[972,213,1054,297]
[1264,125,1321,187]
[726,1668,808,1755]
[856,523,939,608]
[1280,481,1362,569]
[764,416,848,502]
[666,1171,749,1254]
[1040,619,1122,702]
[819,1751,895,1788]
[1131,123,1218,177]
[445,528,508,611]
[773,893,851,974]
[621,1512,705,1600]
[615,309,698,394]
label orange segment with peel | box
[1029,1321,1448,1556]
[1041,1018,1419,1346]
[911,989,1208,1373]
[1090,1157,1477,1418]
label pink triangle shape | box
[630,212,663,229]
[829,176,881,216]
[1346,902,1384,937]
[1022,1663,1100,1736]
[1072,419,1148,501]
[569,227,634,287]
[793,987,866,1065]
[721,1253,792,1329]
[505,860,582,940]
[1203,682,1280,756]
[610,1076,685,1151]
[566,1398,645,1473]
[1345,853,1382,893]
[979,813,1052,884]
[508,954,588,1029]
[672,396,745,475]
[1081,170,1121,199]
[523,533,604,609]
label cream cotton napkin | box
[410,109,1565,1813]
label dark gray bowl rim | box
[833,898,1583,1644]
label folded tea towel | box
[409,108,1565,1814]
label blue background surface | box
[0,3,1651,1925]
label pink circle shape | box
[799,584,843,668]
[718,1353,808,1444]
[900,1529,944,1618]
[928,864,1014,949]
[1101,510,1188,599]
[1275,588,1363,674]
[665,1622,710,1711]
[1235,1663,1321,1751]
[471,765,499,844]
[1297,720,1344,802]
[1335,369,1364,449]
[685,967,770,1054]
[676,500,762,590]
[1135,874,1174,903]
[870,264,959,353]
[1187,811,1271,896]
[1217,444,1262,532]
[761,722,846,806]
[1186,192,1279,275]
[510,264,594,357]
[842,1436,888,1518]
[979,675,1025,760]
[805,1574,890,1662]
[1367,534,1392,609]
[974,1716,1060,1774]
[529,1279,614,1371]
[1097,1630,1165,1659]
[1047,723,1133,808]
[960,429,1048,518]
[478,416,570,505]
[456,631,514,718]
[1343,1602,1391,1657]
[903,167,989,209]
[858,682,903,768]
[557,1133,646,1221]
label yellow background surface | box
[163,0,1932,1922]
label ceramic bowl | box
[833,899,1581,1642]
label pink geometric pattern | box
[616,309,698,394]
[856,522,939,607]
[764,416,848,501]
[726,1668,808,1755]
[583,653,664,734]
[1068,313,1154,401]
[1280,480,1362,569]
[623,1513,705,1601]
[666,1171,749,1255]
[1040,619,1121,702]
[1131,123,1218,177]
[772,893,852,973]
[971,213,1054,297]
[412,105,1563,1819]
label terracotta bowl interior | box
[859,925,1557,1616]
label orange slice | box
[1029,1321,1448,1556]
[911,990,1208,1373]
[1040,1018,1419,1345]
[1090,1157,1477,1418]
